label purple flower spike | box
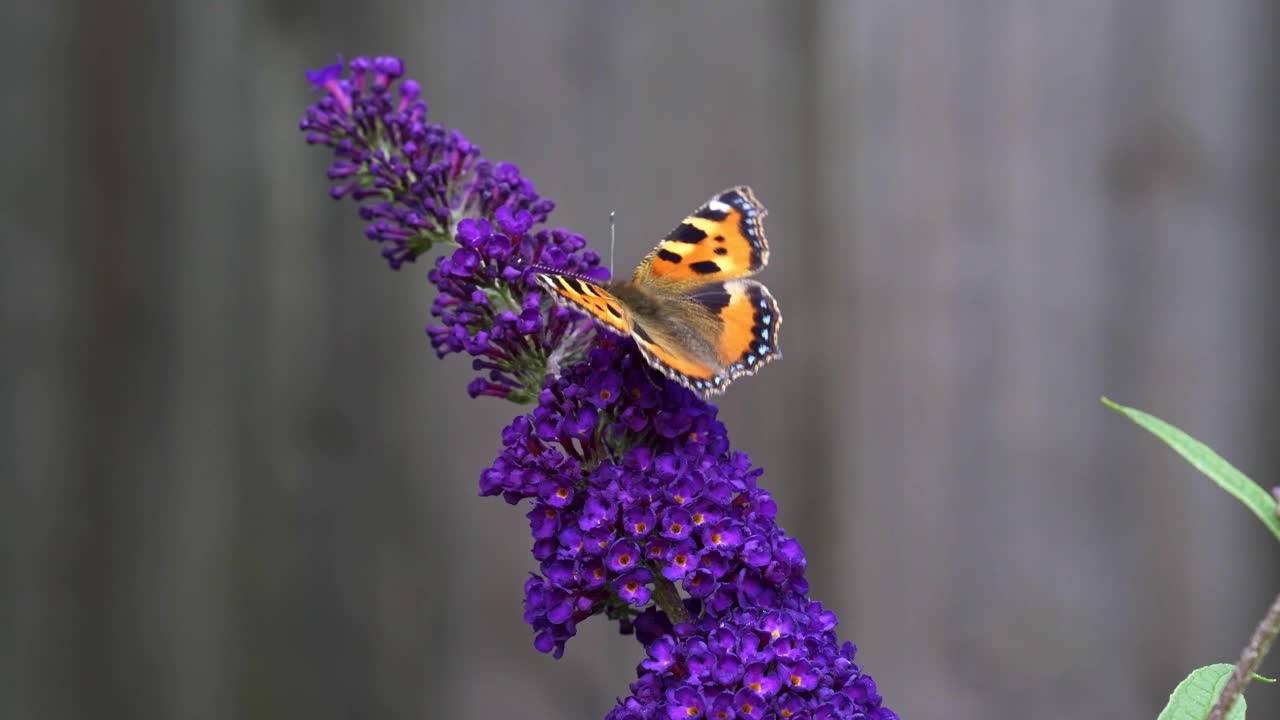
[301,54,606,400]
[473,339,890,720]
[302,55,892,720]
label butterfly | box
[535,186,781,398]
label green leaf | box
[1103,398,1280,543]
[1158,664,1246,720]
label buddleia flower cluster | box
[301,55,606,400]
[302,54,896,720]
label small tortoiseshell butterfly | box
[536,186,781,398]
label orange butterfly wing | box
[625,280,782,398]
[535,273,631,336]
[630,325,720,388]
[633,186,769,285]
[689,279,782,388]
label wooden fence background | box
[2,1,1277,718]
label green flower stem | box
[1208,587,1280,720]
[651,576,691,626]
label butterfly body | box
[605,280,726,372]
[536,187,781,398]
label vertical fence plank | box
[818,2,1275,718]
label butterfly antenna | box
[609,210,617,279]
[524,261,595,282]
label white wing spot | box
[707,200,732,213]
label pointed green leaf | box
[1103,398,1280,543]
[1158,664,1246,720]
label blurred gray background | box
[3,1,1278,718]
